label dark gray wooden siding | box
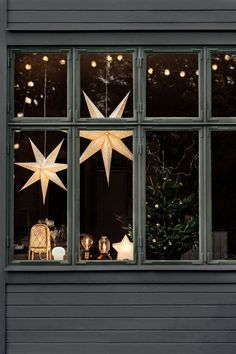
[5,271,236,354]
[7,0,236,31]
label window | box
[8,47,236,265]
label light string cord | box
[105,58,110,118]
[43,59,47,156]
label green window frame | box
[8,46,236,267]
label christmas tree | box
[146,133,199,260]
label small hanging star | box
[80,92,133,184]
[15,139,67,204]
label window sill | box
[5,264,236,272]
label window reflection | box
[14,52,68,118]
[212,131,236,259]
[146,53,199,117]
[212,52,236,117]
[80,130,133,261]
[14,130,68,261]
[146,131,199,260]
[80,53,133,118]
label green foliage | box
[146,165,198,260]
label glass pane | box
[14,130,68,261]
[79,129,133,261]
[14,52,68,118]
[146,53,199,117]
[212,131,236,260]
[80,53,133,118]
[146,131,199,261]
[212,52,236,117]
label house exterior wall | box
[1,1,236,354]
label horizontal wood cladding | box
[7,0,236,31]
[6,282,236,354]
[6,343,236,354]
[8,0,236,11]
[8,10,236,23]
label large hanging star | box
[80,92,133,184]
[15,139,67,204]
[112,235,134,261]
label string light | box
[14,143,20,150]
[17,112,24,118]
[91,60,97,68]
[195,70,199,76]
[212,64,218,71]
[230,65,235,70]
[25,64,32,71]
[27,81,34,87]
[25,97,32,104]
[180,71,186,78]
[33,99,38,106]
[106,55,113,62]
[117,55,123,61]
[164,69,170,76]
[224,54,231,61]
[42,56,49,62]
[59,59,66,65]
[148,67,154,75]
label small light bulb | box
[42,56,49,62]
[25,97,32,104]
[27,81,34,87]
[14,143,20,150]
[164,69,170,76]
[224,54,231,61]
[33,99,38,106]
[91,60,97,68]
[180,71,186,78]
[212,64,218,71]
[117,55,123,61]
[25,64,32,70]
[195,70,199,76]
[59,59,66,65]
[17,112,24,118]
[106,55,112,62]
[148,67,154,75]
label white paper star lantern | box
[112,235,133,261]
[15,139,67,204]
[80,92,133,184]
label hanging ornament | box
[80,92,133,184]
[15,139,67,204]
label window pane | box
[80,53,133,118]
[212,131,236,260]
[146,131,199,261]
[79,129,133,261]
[14,52,68,118]
[212,52,236,117]
[146,53,199,117]
[14,130,68,261]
